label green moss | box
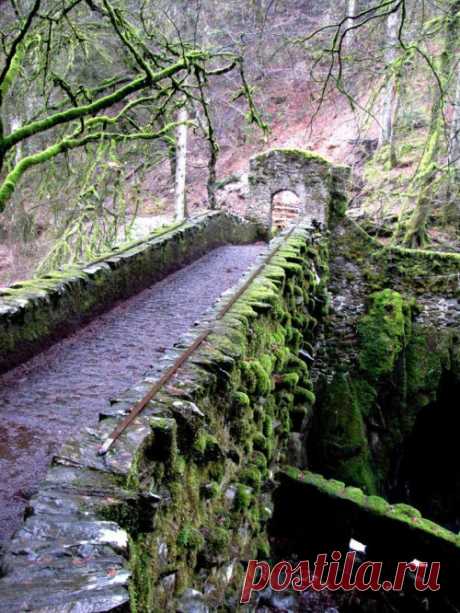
[241,359,272,395]
[345,486,366,504]
[174,454,187,476]
[234,483,253,511]
[231,411,255,444]
[252,147,332,165]
[207,527,230,556]
[208,461,225,483]
[256,535,271,559]
[367,495,391,514]
[280,262,303,276]
[232,391,251,408]
[315,372,377,494]
[392,503,422,520]
[231,391,251,417]
[274,345,291,371]
[287,353,309,376]
[201,481,220,500]
[259,354,274,375]
[177,525,205,551]
[240,464,263,490]
[279,372,299,390]
[295,387,316,405]
[252,432,269,455]
[251,451,268,477]
[406,329,446,402]
[193,431,221,461]
[262,415,274,439]
[300,469,328,489]
[290,329,303,352]
[331,193,348,219]
[358,289,414,379]
[351,379,377,417]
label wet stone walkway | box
[0,243,267,549]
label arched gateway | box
[247,148,350,235]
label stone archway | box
[271,189,302,231]
[246,148,349,235]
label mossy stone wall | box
[124,222,329,611]
[0,221,330,612]
[275,467,460,596]
[311,216,460,502]
[0,212,261,374]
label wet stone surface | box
[0,243,267,549]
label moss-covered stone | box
[241,359,272,396]
[193,431,222,462]
[0,212,262,374]
[240,464,263,490]
[206,527,230,556]
[358,289,414,379]
[281,468,460,552]
[177,525,205,551]
[19,220,330,612]
[234,483,253,511]
[314,372,377,494]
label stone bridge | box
[0,149,459,612]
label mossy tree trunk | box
[449,61,460,168]
[403,0,460,247]
[445,57,460,222]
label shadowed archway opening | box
[393,370,460,532]
[271,190,301,231]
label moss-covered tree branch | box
[0,120,193,212]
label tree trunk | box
[389,89,401,167]
[449,59,460,168]
[207,147,217,210]
[11,116,22,165]
[174,105,188,222]
[403,0,460,247]
[379,7,401,167]
[345,0,358,50]
[445,59,460,222]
